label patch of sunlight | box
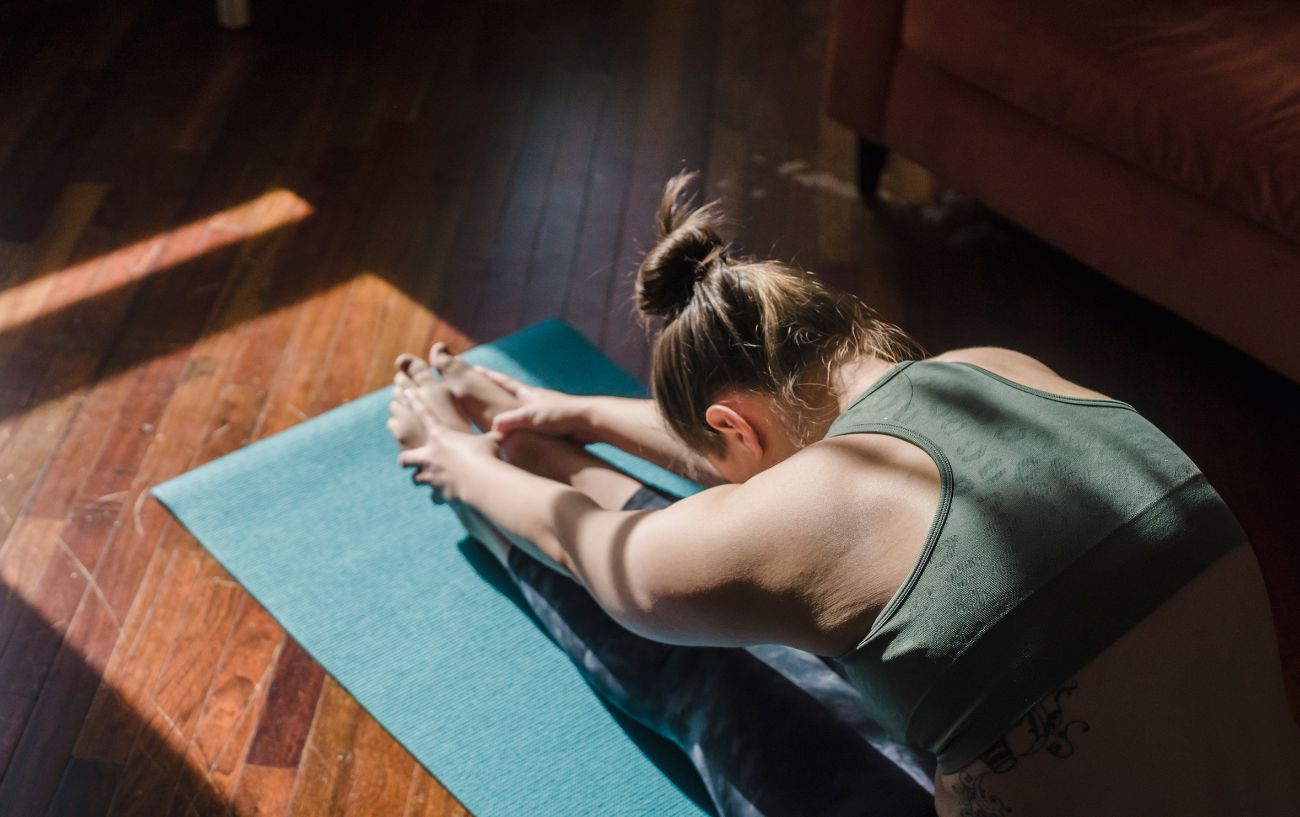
[0,188,313,334]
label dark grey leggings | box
[503,485,937,817]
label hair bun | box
[636,171,728,321]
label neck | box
[831,353,898,415]
[777,353,907,450]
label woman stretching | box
[387,173,1300,816]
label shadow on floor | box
[0,578,237,817]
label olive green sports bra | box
[826,359,1245,773]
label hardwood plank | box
[561,1,644,346]
[171,44,254,155]
[189,671,274,816]
[103,716,187,817]
[231,763,295,817]
[0,365,92,539]
[149,572,245,745]
[603,0,704,379]
[403,765,470,817]
[92,550,203,814]
[170,599,284,813]
[42,756,121,817]
[0,166,195,430]
[473,64,581,341]
[215,40,482,803]
[71,546,172,764]
[0,538,87,698]
[79,0,147,72]
[22,368,136,521]
[285,678,363,817]
[0,517,65,677]
[35,180,107,271]
[244,639,325,769]
[765,0,829,270]
[306,269,394,418]
[0,690,32,793]
[519,70,605,329]
[0,182,107,528]
[0,14,70,171]
[72,356,186,528]
[0,587,119,816]
[254,271,362,437]
[429,74,532,344]
[0,69,108,243]
[340,715,413,817]
[186,599,283,771]
[0,530,91,790]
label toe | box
[397,353,440,386]
[428,341,467,377]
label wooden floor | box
[0,0,1296,815]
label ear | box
[704,401,765,461]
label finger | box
[490,408,532,435]
[398,448,430,468]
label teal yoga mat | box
[153,320,711,817]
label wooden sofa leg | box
[857,137,888,204]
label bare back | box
[931,539,1300,816]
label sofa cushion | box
[904,0,1300,247]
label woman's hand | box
[473,366,596,442]
[396,389,502,502]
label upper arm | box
[555,484,778,646]
[557,451,852,648]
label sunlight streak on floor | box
[0,189,313,335]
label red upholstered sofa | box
[824,0,1300,382]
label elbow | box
[568,560,674,642]
[598,583,707,646]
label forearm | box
[455,454,596,581]
[584,397,724,486]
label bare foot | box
[386,397,426,449]
[390,354,516,569]
[425,342,523,431]
[388,354,473,448]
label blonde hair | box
[635,171,924,454]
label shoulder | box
[930,347,1114,402]
[932,345,1059,374]
[640,444,879,579]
